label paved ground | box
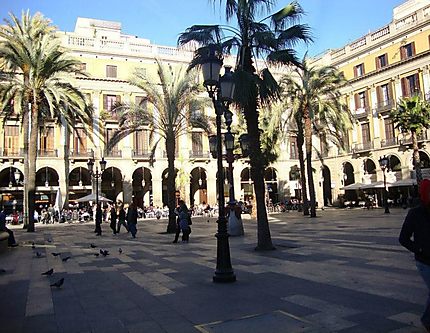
[0,208,427,333]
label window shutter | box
[116,95,121,103]
[375,57,380,70]
[415,73,421,94]
[388,82,394,101]
[401,78,407,96]
[353,66,357,78]
[411,42,416,56]
[103,95,107,110]
[376,86,382,104]
[400,46,406,60]
[365,90,369,108]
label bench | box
[0,231,9,253]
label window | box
[354,91,368,111]
[103,94,121,113]
[377,83,393,107]
[289,137,298,159]
[400,42,415,60]
[106,65,117,78]
[354,63,365,78]
[105,128,119,154]
[73,128,87,154]
[40,127,54,152]
[375,54,388,70]
[191,132,203,155]
[384,118,395,140]
[135,96,147,109]
[401,73,420,97]
[361,123,370,143]
[134,129,149,154]
[3,125,19,155]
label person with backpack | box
[173,200,191,243]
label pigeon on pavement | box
[93,253,100,257]
[52,252,61,257]
[36,251,42,258]
[90,243,96,248]
[119,248,122,254]
[31,242,35,249]
[50,278,64,288]
[41,268,54,276]
[62,256,71,262]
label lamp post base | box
[213,229,236,283]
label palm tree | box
[110,60,210,233]
[0,12,92,232]
[178,0,311,250]
[390,94,430,185]
[280,57,351,217]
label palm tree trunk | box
[22,97,30,230]
[304,111,317,218]
[295,116,309,215]
[412,130,422,185]
[63,123,70,209]
[27,99,39,232]
[166,131,177,233]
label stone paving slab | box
[0,208,428,332]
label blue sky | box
[0,0,405,56]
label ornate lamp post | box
[202,46,236,283]
[87,157,107,228]
[378,155,390,214]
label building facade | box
[1,0,429,213]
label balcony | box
[104,149,122,158]
[380,137,398,148]
[189,150,210,160]
[353,107,369,120]
[70,149,94,160]
[376,100,395,114]
[400,131,428,146]
[132,149,151,161]
[37,149,58,157]
[352,141,374,154]
[0,148,24,159]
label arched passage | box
[240,167,253,202]
[264,167,278,204]
[132,167,152,208]
[321,165,332,206]
[0,167,24,213]
[35,167,60,208]
[190,167,207,206]
[101,167,123,202]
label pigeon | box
[93,253,100,257]
[31,242,35,249]
[0,269,6,274]
[90,243,97,248]
[41,268,54,276]
[47,238,52,243]
[100,249,109,257]
[52,252,61,257]
[50,277,64,288]
[36,251,42,258]
[62,256,71,262]
[118,248,122,255]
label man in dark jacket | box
[0,208,17,247]
[126,203,138,238]
[399,179,430,332]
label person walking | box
[126,203,138,238]
[117,204,128,234]
[173,200,191,243]
[95,203,102,236]
[399,178,430,333]
[0,208,18,247]
[110,204,117,235]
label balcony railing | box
[376,100,395,113]
[37,149,58,157]
[0,148,24,158]
[70,149,94,159]
[104,149,122,157]
[381,137,398,148]
[189,150,210,159]
[353,107,370,119]
[400,131,428,145]
[352,141,374,153]
[132,149,151,158]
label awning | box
[389,178,417,187]
[361,181,388,190]
[75,193,112,203]
[340,182,365,190]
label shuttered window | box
[4,125,19,155]
[73,128,87,153]
[361,123,370,143]
[375,54,388,70]
[192,132,203,155]
[134,129,149,153]
[400,42,416,60]
[376,83,393,106]
[40,127,54,151]
[401,73,420,97]
[384,118,395,140]
[106,65,117,78]
[353,63,365,78]
[106,128,119,153]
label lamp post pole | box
[88,157,107,232]
[202,46,236,283]
[378,156,390,214]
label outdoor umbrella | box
[340,182,365,190]
[75,193,112,203]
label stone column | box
[152,172,163,207]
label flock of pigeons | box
[33,241,123,289]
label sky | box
[0,0,405,57]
